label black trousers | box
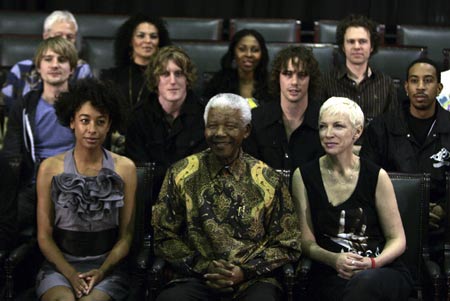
[156,278,281,301]
[308,262,413,301]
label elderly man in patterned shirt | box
[152,93,301,301]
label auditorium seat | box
[77,14,128,39]
[0,11,46,35]
[163,17,223,41]
[0,35,42,68]
[266,42,337,74]
[229,18,301,42]
[396,24,450,70]
[82,38,115,77]
[369,45,426,84]
[369,45,426,100]
[175,41,228,94]
[314,19,385,45]
[443,48,450,71]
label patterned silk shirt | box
[152,149,301,292]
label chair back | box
[388,172,430,291]
[314,19,385,45]
[77,14,128,39]
[397,24,450,70]
[131,163,155,259]
[229,18,301,42]
[0,11,46,35]
[175,40,228,95]
[164,17,223,41]
[82,38,114,77]
[0,35,42,68]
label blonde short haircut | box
[34,36,78,71]
[319,97,364,129]
[146,46,197,93]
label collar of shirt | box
[207,149,246,180]
[336,64,372,81]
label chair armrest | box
[0,249,8,264]
[298,257,312,278]
[283,262,294,277]
[135,244,151,270]
[444,243,450,276]
[6,238,36,268]
[150,257,167,274]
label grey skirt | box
[36,252,129,300]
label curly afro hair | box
[55,78,127,132]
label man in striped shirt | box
[320,15,397,127]
[1,10,92,114]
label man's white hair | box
[43,10,78,33]
[204,93,252,125]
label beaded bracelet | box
[370,257,376,269]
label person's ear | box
[243,123,252,139]
[353,125,363,141]
[437,83,443,95]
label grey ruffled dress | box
[36,149,129,299]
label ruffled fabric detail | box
[52,168,124,221]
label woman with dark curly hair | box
[101,14,171,107]
[101,14,171,153]
[35,78,136,301]
[203,29,270,107]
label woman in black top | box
[292,97,412,300]
[203,29,270,107]
[101,14,171,152]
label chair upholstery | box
[163,17,223,41]
[389,173,442,300]
[229,18,301,42]
[77,13,128,39]
[443,48,450,71]
[128,162,155,300]
[444,173,450,300]
[82,38,115,78]
[314,19,385,45]
[0,35,42,68]
[0,11,46,35]
[175,40,228,95]
[369,46,427,83]
[396,24,450,70]
[265,42,337,76]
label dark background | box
[2,0,449,26]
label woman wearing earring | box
[101,14,171,107]
[101,15,171,153]
[292,97,412,300]
[36,78,136,301]
[203,29,270,108]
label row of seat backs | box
[0,35,427,97]
[0,11,300,42]
[0,10,449,63]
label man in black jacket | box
[243,46,324,173]
[361,58,449,252]
[3,37,77,230]
[125,46,207,201]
